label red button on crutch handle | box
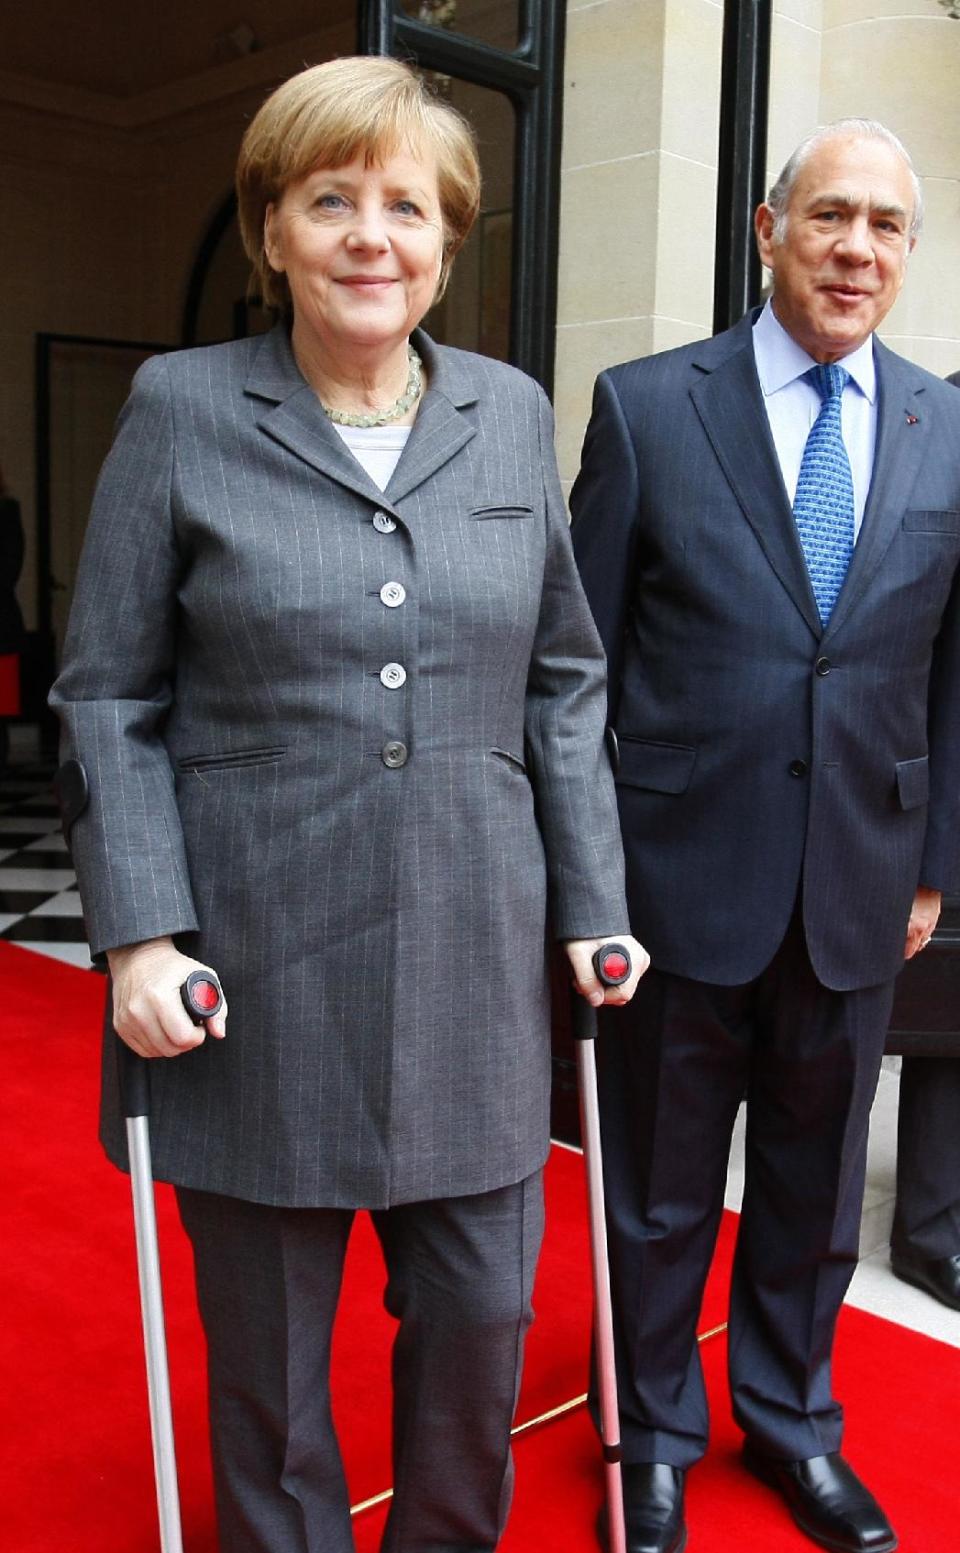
[592,943,632,987]
[180,969,223,1024]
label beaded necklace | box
[320,345,422,428]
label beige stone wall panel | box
[557,154,660,324]
[823,0,946,23]
[563,0,666,169]
[654,152,718,329]
[820,16,960,178]
[660,0,723,166]
[776,0,823,26]
[555,316,656,482]
[766,6,823,193]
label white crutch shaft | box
[576,1035,627,1553]
[127,1115,184,1553]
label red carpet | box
[1,940,956,1551]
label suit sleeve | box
[917,380,960,893]
[921,565,960,893]
[523,384,629,940]
[569,371,642,722]
[48,355,199,959]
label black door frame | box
[32,332,172,749]
[358,0,566,396]
[713,0,772,333]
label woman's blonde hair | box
[236,55,482,315]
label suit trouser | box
[176,1171,544,1553]
[594,909,895,1468]
[892,1055,960,1258]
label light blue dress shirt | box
[752,299,877,538]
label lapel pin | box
[906,413,919,425]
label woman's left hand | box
[564,935,649,1008]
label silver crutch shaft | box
[127,1113,184,1553]
[571,941,633,1553]
[575,1031,627,1553]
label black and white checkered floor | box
[0,763,92,970]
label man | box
[892,1055,960,1310]
[571,121,960,1553]
[889,371,960,1317]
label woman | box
[51,56,646,1553]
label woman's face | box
[264,145,445,358]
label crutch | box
[572,943,633,1553]
[117,968,224,1553]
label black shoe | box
[742,1441,896,1552]
[596,1463,687,1553]
[891,1248,960,1311]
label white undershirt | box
[331,423,412,492]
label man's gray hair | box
[766,119,924,243]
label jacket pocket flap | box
[896,755,929,810]
[176,746,287,773]
[470,503,534,519]
[490,746,528,774]
[616,738,697,794]
[902,510,960,534]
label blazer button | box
[380,662,407,689]
[815,656,831,676]
[380,582,406,607]
[382,740,408,768]
[373,510,397,534]
[789,759,808,778]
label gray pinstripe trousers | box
[177,1171,544,1552]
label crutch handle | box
[117,1039,151,1120]
[180,969,224,1024]
[117,970,224,1119]
[592,943,632,986]
[571,943,633,1042]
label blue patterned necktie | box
[792,363,855,625]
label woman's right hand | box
[106,936,227,1058]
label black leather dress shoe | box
[596,1463,687,1553]
[891,1248,960,1311]
[742,1441,896,1552]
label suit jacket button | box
[789,759,808,777]
[815,656,831,676]
[380,582,406,607]
[380,662,407,689]
[382,740,408,768]
[373,510,397,534]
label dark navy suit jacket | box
[572,312,960,992]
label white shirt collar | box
[753,298,877,404]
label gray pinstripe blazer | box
[51,325,628,1208]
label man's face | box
[755,134,917,363]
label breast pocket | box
[902,510,960,535]
[470,504,534,520]
[175,746,287,775]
